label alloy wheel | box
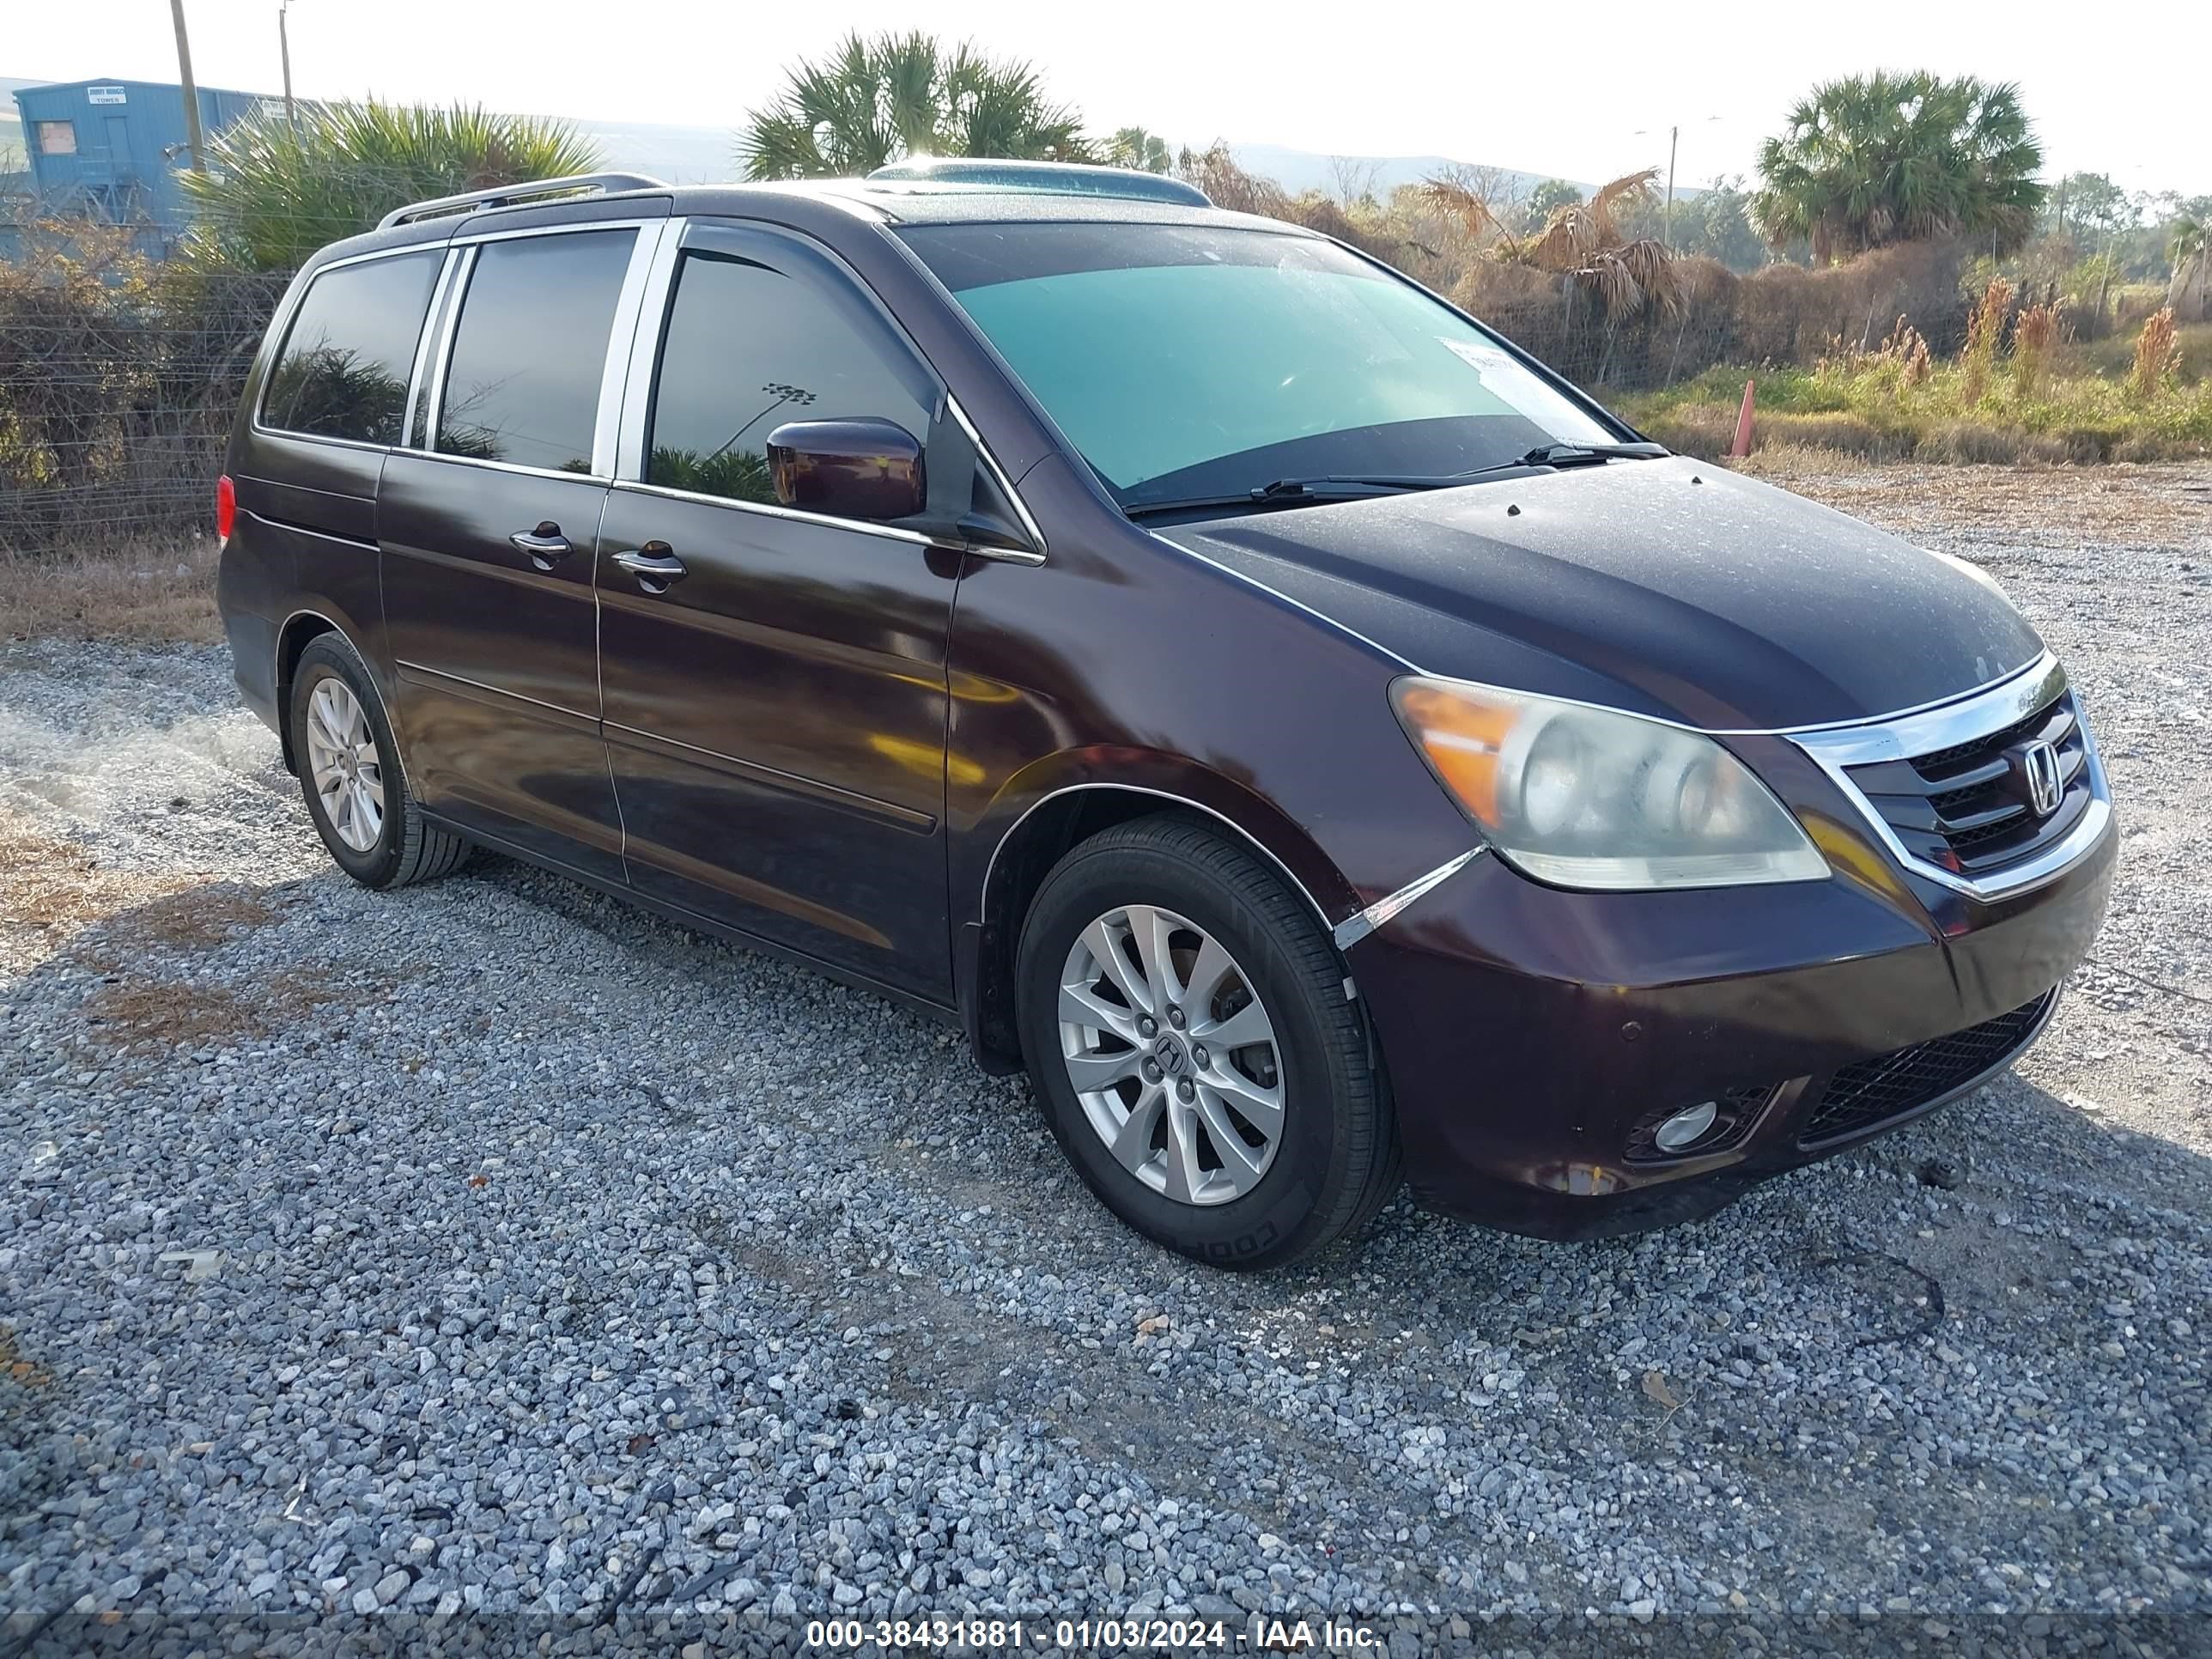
[302,677,385,854]
[1057,904,1285,1206]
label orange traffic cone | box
[1729,378,1755,459]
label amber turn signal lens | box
[1395,682,1518,826]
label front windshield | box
[898,221,1620,511]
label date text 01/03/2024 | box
[803,1615,1393,1650]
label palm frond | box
[179,100,601,272]
[737,31,1092,179]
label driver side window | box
[647,248,937,511]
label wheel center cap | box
[1153,1036,1188,1079]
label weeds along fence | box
[1442,240,1979,394]
[0,182,2007,555]
[0,210,292,555]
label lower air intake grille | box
[1796,989,2057,1148]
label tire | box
[1014,813,1400,1269]
[289,632,468,890]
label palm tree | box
[1424,167,1680,321]
[738,32,1091,179]
[1104,126,1172,174]
[179,101,601,272]
[1751,72,2045,263]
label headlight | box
[1391,676,1830,890]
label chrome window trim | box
[401,248,464,450]
[417,242,475,460]
[592,222,670,479]
[608,478,939,548]
[405,222,651,480]
[1791,652,2112,900]
[251,242,453,446]
[611,217,1046,563]
[445,215,663,248]
[614,216,688,483]
[947,396,1047,562]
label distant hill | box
[1227,143,1571,200]
[572,121,1606,200]
[575,118,738,184]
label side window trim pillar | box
[614,217,690,483]
[594,220,678,480]
[416,244,477,458]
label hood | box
[1155,457,2041,731]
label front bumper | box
[1347,720,2118,1241]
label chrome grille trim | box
[1791,653,2113,900]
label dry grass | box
[2011,301,2062,399]
[81,965,349,1054]
[2135,307,2182,401]
[0,537,222,644]
[0,809,283,969]
[0,809,190,971]
[123,886,279,949]
[80,978,269,1048]
[1960,276,2014,405]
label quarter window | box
[647,248,935,507]
[262,250,441,445]
[437,229,636,473]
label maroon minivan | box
[216,162,2115,1267]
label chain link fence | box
[1,198,291,554]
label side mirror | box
[765,418,926,522]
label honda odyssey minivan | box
[216,161,2116,1267]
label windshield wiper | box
[1124,476,1455,519]
[1123,445,1669,520]
[1500,441,1668,471]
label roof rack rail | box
[378,172,670,231]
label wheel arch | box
[272,610,347,775]
[958,772,1356,1076]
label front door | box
[380,224,645,881]
[597,222,961,998]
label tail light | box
[216,474,236,545]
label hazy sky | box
[11,0,2206,197]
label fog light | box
[1652,1100,1720,1153]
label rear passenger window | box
[262,251,441,445]
[647,250,935,507]
[437,229,636,474]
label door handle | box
[613,544,688,593]
[508,523,573,571]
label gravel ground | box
[3,464,2209,1652]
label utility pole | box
[169,0,206,171]
[279,0,298,134]
[1664,124,1678,249]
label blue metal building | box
[14,76,270,242]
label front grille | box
[1842,690,2090,878]
[1796,989,2056,1147]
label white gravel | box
[3,467,2209,1650]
